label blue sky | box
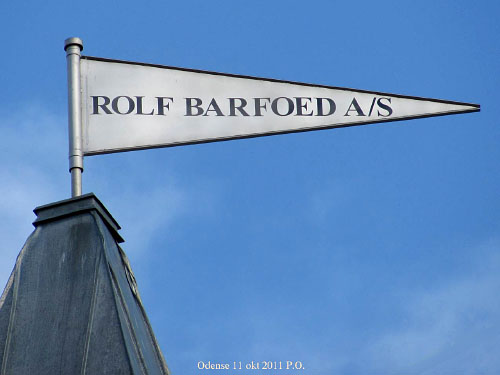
[1,1,499,374]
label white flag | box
[80,57,479,155]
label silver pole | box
[64,37,84,197]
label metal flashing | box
[33,193,123,243]
[0,197,169,374]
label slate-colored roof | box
[0,193,170,374]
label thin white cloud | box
[306,180,349,224]
[365,238,500,375]
[177,237,500,375]
[92,172,222,266]
[0,106,67,286]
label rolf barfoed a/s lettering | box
[90,95,393,118]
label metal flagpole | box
[64,37,84,197]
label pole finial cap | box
[64,37,83,51]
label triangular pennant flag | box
[81,56,479,155]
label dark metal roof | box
[0,194,169,374]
